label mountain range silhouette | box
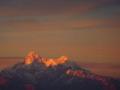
[0,52,120,90]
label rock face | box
[41,56,68,67]
[24,51,41,65]
[24,51,68,67]
[0,52,119,90]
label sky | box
[0,0,120,64]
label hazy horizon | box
[0,57,120,78]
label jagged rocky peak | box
[24,51,69,67]
[24,51,42,64]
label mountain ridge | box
[0,52,119,90]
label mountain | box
[0,51,120,90]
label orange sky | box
[0,30,120,64]
[0,0,120,77]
